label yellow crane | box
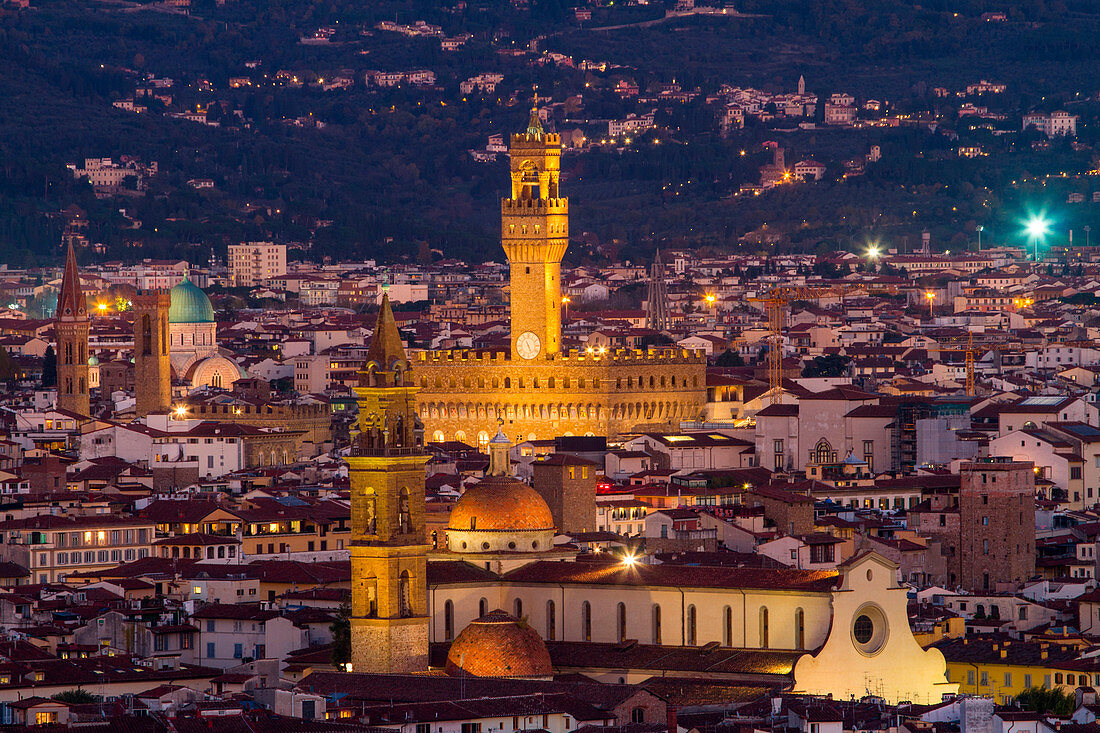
[749,284,898,402]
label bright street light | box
[1025,215,1050,261]
[866,244,880,260]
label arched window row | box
[418,375,700,390]
[419,400,697,422]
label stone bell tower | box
[501,105,568,362]
[55,242,90,416]
[133,290,172,418]
[348,293,430,673]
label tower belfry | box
[502,103,568,362]
[133,290,172,418]
[349,293,430,673]
[55,242,90,416]
[646,249,669,332]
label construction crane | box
[749,284,898,402]
[938,334,1089,395]
[936,333,1020,396]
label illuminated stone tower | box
[55,242,90,416]
[349,293,430,673]
[133,290,172,418]
[502,106,568,361]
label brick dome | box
[448,476,554,533]
[445,610,552,678]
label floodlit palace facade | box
[414,110,707,445]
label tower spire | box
[646,249,669,332]
[365,292,407,367]
[55,241,90,416]
[57,241,86,320]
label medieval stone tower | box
[133,290,172,418]
[501,106,568,361]
[55,242,90,416]
[349,293,430,673]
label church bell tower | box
[55,242,90,416]
[133,290,172,418]
[349,293,430,673]
[502,105,568,361]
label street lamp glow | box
[1025,215,1051,261]
[1025,216,1050,239]
[866,245,880,260]
[622,553,638,568]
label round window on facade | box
[482,542,490,550]
[854,615,874,643]
[508,542,516,550]
[461,542,467,550]
[851,603,888,656]
[532,541,539,549]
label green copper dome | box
[169,278,215,324]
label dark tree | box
[52,689,98,704]
[1015,687,1074,716]
[715,349,745,367]
[330,600,351,667]
[42,345,57,388]
[802,354,851,378]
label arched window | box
[795,608,805,650]
[617,602,627,642]
[514,598,523,619]
[141,314,151,356]
[444,600,454,641]
[723,605,733,646]
[478,597,488,617]
[546,600,556,641]
[398,488,411,534]
[631,708,645,724]
[652,604,661,645]
[399,571,412,617]
[813,439,835,464]
[687,605,697,645]
[364,577,377,617]
[582,601,592,641]
[759,607,769,648]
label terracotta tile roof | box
[544,640,803,676]
[501,560,837,592]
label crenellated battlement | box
[511,132,560,146]
[415,347,706,366]
[501,198,568,214]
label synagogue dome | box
[169,278,215,324]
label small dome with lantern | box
[446,428,555,554]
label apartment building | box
[228,243,288,287]
[0,515,155,583]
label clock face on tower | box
[516,331,541,360]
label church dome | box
[87,355,99,366]
[449,476,554,533]
[169,278,215,324]
[445,610,552,678]
[446,476,555,553]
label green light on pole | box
[1026,216,1050,261]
